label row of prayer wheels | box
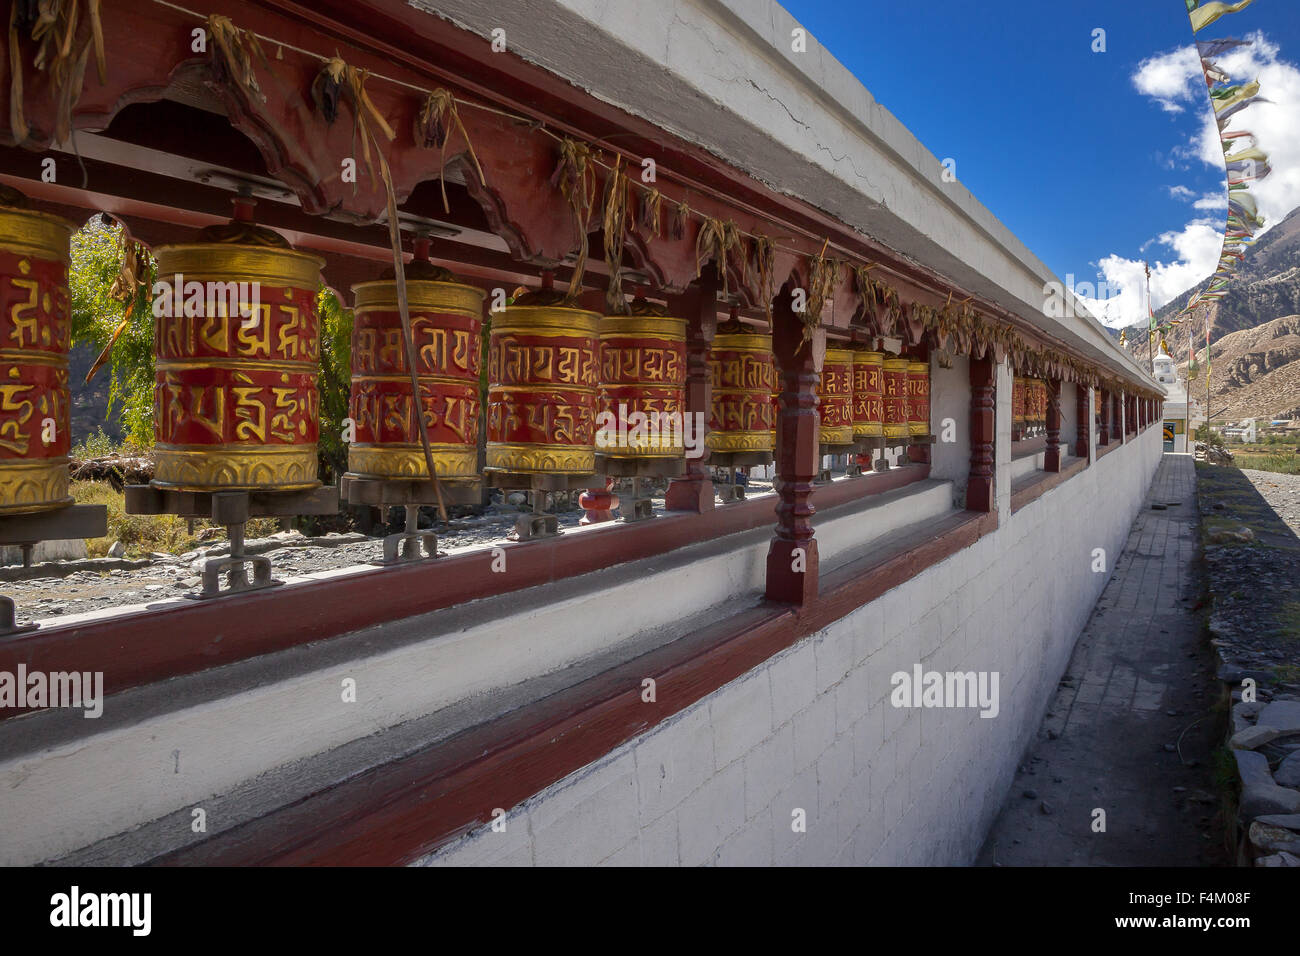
[821,347,929,446]
[0,185,934,508]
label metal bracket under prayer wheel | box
[708,452,772,503]
[0,504,108,637]
[817,442,858,483]
[594,456,684,522]
[339,476,482,566]
[485,471,597,541]
[125,486,338,599]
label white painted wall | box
[421,428,1164,866]
[0,479,953,866]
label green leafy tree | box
[68,221,156,447]
[316,289,353,482]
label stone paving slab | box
[977,455,1228,866]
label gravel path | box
[2,476,775,623]
[1239,468,1300,536]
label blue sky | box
[781,0,1300,325]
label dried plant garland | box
[550,137,597,302]
[414,88,486,214]
[602,156,631,315]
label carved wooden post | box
[1098,388,1110,446]
[1075,383,1090,460]
[665,266,718,512]
[967,354,995,512]
[765,285,818,605]
[1044,377,1061,472]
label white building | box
[1152,343,1192,452]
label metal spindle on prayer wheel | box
[346,240,485,492]
[151,198,324,491]
[706,319,775,455]
[597,294,686,459]
[907,359,931,438]
[881,356,910,444]
[0,186,74,514]
[486,284,600,474]
[817,347,854,446]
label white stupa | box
[1152,340,1191,452]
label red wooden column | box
[1098,389,1111,446]
[967,354,995,512]
[665,266,719,512]
[765,285,819,605]
[1044,377,1062,472]
[1075,384,1090,460]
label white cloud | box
[1089,32,1300,327]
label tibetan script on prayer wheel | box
[907,360,930,438]
[706,322,775,454]
[597,296,686,459]
[152,206,324,491]
[882,356,910,442]
[817,347,854,446]
[0,187,74,514]
[347,251,484,483]
[486,289,600,474]
[851,349,884,439]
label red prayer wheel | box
[852,350,884,439]
[1013,376,1027,438]
[152,202,324,491]
[817,347,854,445]
[0,186,74,514]
[347,245,484,487]
[907,360,930,438]
[597,296,686,458]
[486,288,599,474]
[882,356,909,442]
[707,322,774,454]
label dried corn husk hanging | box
[670,199,690,241]
[208,15,268,104]
[85,233,149,385]
[310,57,345,122]
[550,137,597,302]
[602,156,631,315]
[803,241,839,344]
[8,0,108,145]
[752,232,775,322]
[695,216,740,296]
[638,187,662,236]
[414,88,486,214]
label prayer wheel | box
[152,203,324,491]
[907,360,930,438]
[1013,376,1027,439]
[852,349,884,439]
[346,246,484,487]
[706,321,774,454]
[486,288,599,474]
[0,186,74,514]
[882,356,910,442]
[817,347,854,445]
[597,296,686,458]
